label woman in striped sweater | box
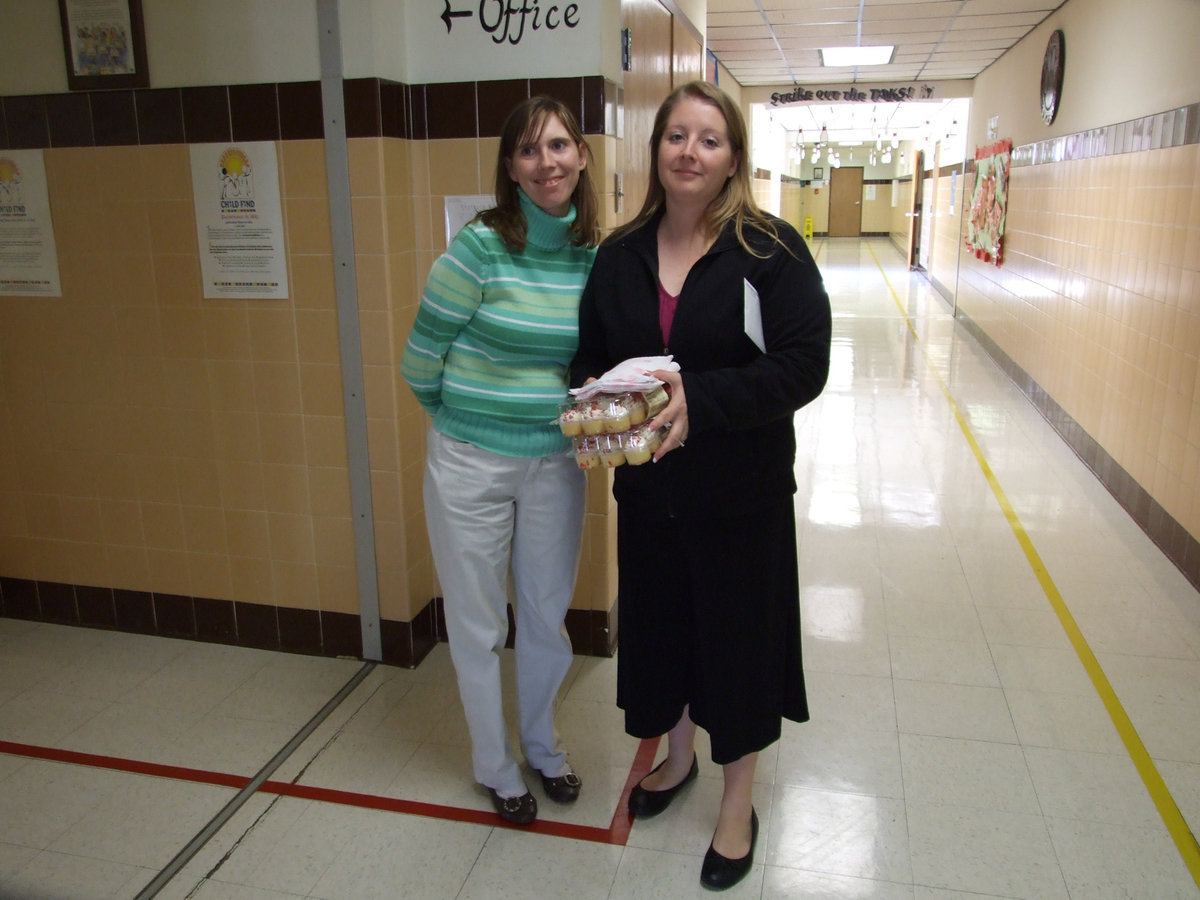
[401,96,599,826]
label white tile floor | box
[3,237,1199,899]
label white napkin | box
[571,355,679,399]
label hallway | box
[2,236,1198,898]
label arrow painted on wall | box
[441,0,472,32]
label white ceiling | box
[708,0,1066,142]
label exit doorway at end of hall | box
[828,167,863,238]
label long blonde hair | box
[609,81,783,257]
[479,96,600,252]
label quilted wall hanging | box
[965,139,1012,265]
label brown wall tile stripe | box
[0,76,616,151]
[0,574,615,666]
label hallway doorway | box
[828,167,863,237]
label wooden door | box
[908,150,925,268]
[828,167,863,237]
[620,0,673,228]
[672,16,703,86]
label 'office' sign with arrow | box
[440,0,581,46]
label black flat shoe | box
[700,808,758,891]
[485,787,537,825]
[540,767,582,803]
[627,753,699,818]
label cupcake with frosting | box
[574,436,601,469]
[558,403,584,437]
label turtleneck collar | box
[518,187,577,251]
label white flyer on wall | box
[445,194,494,244]
[190,141,289,299]
[0,150,61,297]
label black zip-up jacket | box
[570,213,832,519]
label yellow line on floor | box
[865,241,1200,889]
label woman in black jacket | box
[571,81,831,891]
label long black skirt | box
[615,495,809,764]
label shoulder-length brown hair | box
[478,96,600,252]
[610,80,782,257]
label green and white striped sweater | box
[401,190,596,458]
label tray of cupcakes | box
[558,385,670,468]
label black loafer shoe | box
[486,787,537,825]
[541,768,582,803]
[628,753,699,818]
[700,808,758,891]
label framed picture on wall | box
[813,167,824,180]
[58,0,149,91]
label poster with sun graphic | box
[0,150,62,296]
[189,142,288,299]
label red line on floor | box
[607,735,660,844]
[0,736,663,846]
[0,740,249,790]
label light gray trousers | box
[423,427,585,795]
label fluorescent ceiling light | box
[820,46,894,67]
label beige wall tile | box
[429,138,483,196]
[107,545,151,591]
[308,467,353,518]
[383,139,412,197]
[110,253,159,307]
[142,502,185,551]
[147,200,199,256]
[212,410,263,463]
[264,463,312,515]
[295,310,341,365]
[218,460,266,511]
[259,413,307,466]
[351,196,387,255]
[285,197,334,254]
[317,564,359,614]
[348,139,384,197]
[207,359,258,412]
[363,364,397,418]
[273,560,320,609]
[138,145,193,201]
[368,468,401,523]
[176,458,223,508]
[366,414,400,471]
[303,415,349,468]
[58,496,103,544]
[248,308,300,363]
[299,363,345,416]
[385,215,417,279]
[230,555,272,604]
[100,499,145,547]
[388,251,419,310]
[290,254,337,309]
[279,140,329,199]
[181,505,229,556]
[267,511,315,564]
[154,254,204,306]
[408,141,431,197]
[70,542,111,589]
[225,508,271,559]
[312,515,354,569]
[202,307,253,360]
[254,362,303,414]
[188,552,233,601]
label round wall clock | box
[1040,29,1065,125]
